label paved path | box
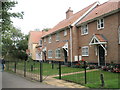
[2,72,65,88]
[50,69,99,78]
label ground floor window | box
[55,48,61,58]
[82,46,89,56]
[48,50,53,58]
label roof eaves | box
[41,26,68,38]
[76,8,120,27]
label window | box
[39,40,42,46]
[55,48,61,58]
[82,46,89,56]
[81,25,88,35]
[44,38,46,42]
[48,36,52,43]
[48,50,52,58]
[56,33,60,41]
[64,30,67,36]
[97,18,104,30]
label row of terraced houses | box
[27,0,120,66]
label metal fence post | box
[100,73,105,87]
[31,65,33,71]
[59,61,61,79]
[52,60,54,69]
[84,61,87,84]
[40,61,42,82]
[14,61,16,73]
[24,60,26,77]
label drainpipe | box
[68,25,73,66]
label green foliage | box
[1,1,24,33]
[42,28,51,32]
[1,1,28,60]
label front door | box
[63,49,67,63]
[43,51,46,61]
[99,46,105,66]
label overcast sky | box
[11,0,109,34]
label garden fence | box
[5,60,119,88]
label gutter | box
[76,8,120,27]
[68,25,73,66]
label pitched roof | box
[29,31,44,44]
[77,0,120,25]
[89,34,107,45]
[42,2,97,38]
[95,34,107,42]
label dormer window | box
[48,36,52,43]
[97,18,104,30]
[81,25,88,35]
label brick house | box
[41,2,99,65]
[29,0,120,66]
[76,0,120,65]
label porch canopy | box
[89,34,107,55]
[62,42,68,52]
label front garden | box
[5,60,120,89]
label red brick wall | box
[77,13,119,64]
[42,28,71,62]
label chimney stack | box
[66,7,73,19]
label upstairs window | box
[48,36,52,43]
[55,48,61,58]
[56,33,60,41]
[81,25,88,35]
[64,30,67,36]
[44,38,46,42]
[48,50,53,58]
[39,40,42,46]
[82,46,89,56]
[97,18,104,30]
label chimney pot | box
[66,7,73,19]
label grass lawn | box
[27,63,84,76]
[57,70,119,89]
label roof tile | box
[77,0,120,25]
[42,2,97,37]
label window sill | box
[82,55,89,57]
[55,57,61,59]
[48,57,52,59]
[97,27,104,30]
[81,33,88,36]
[56,40,59,42]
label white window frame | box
[81,25,88,35]
[48,50,53,58]
[82,46,89,56]
[55,48,61,58]
[64,30,67,36]
[56,33,60,41]
[48,36,52,43]
[44,38,46,42]
[39,40,42,46]
[97,18,104,30]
